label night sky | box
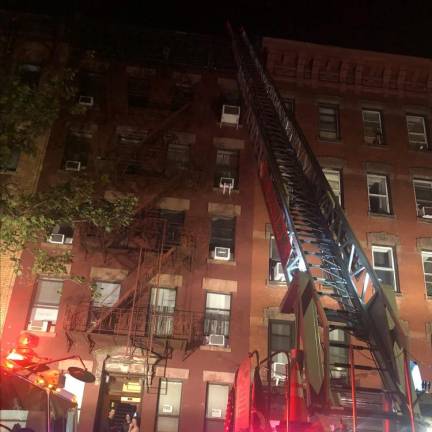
[3,0,432,58]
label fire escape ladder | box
[85,246,177,335]
[228,24,416,422]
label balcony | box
[64,303,204,357]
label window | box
[128,77,150,108]
[422,252,432,297]
[269,320,293,364]
[78,71,104,106]
[329,329,348,380]
[367,174,391,214]
[0,147,20,172]
[209,217,235,260]
[93,282,121,308]
[323,168,343,206]
[372,246,398,292]
[319,104,339,140]
[406,115,428,150]
[214,150,239,189]
[159,209,185,248]
[362,110,384,145]
[269,235,285,283]
[166,141,190,171]
[48,224,74,245]
[204,292,231,342]
[413,179,432,217]
[62,127,92,169]
[156,380,182,432]
[28,279,63,333]
[19,64,41,88]
[282,97,295,114]
[150,287,176,336]
[205,384,230,431]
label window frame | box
[204,383,230,430]
[413,178,432,217]
[156,379,182,432]
[323,168,343,207]
[62,127,93,169]
[27,278,63,333]
[421,251,432,298]
[318,104,340,141]
[367,174,391,215]
[362,109,384,145]
[209,216,236,260]
[268,234,285,284]
[406,114,429,151]
[372,245,399,292]
[92,281,121,308]
[214,149,240,189]
[204,292,231,340]
[268,320,294,363]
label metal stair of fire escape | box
[228,25,412,424]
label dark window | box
[205,384,230,431]
[323,168,343,207]
[28,279,63,333]
[372,246,398,292]
[19,64,41,88]
[269,320,293,386]
[204,292,231,341]
[158,209,185,248]
[413,179,432,217]
[422,252,432,298]
[214,150,239,189]
[0,147,20,171]
[209,217,235,260]
[128,77,150,108]
[319,104,339,140]
[156,380,182,432]
[329,329,348,380]
[362,110,384,145]
[78,72,104,106]
[62,128,92,169]
[165,133,190,171]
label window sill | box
[407,147,431,154]
[207,258,236,266]
[40,242,73,250]
[200,345,231,352]
[417,216,432,224]
[212,187,240,195]
[317,136,342,144]
[266,280,287,288]
[368,212,395,219]
[0,170,18,175]
[26,330,57,338]
[363,142,388,149]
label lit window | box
[204,292,231,342]
[156,380,182,432]
[269,235,285,283]
[329,329,348,379]
[28,279,63,333]
[323,168,343,206]
[205,384,230,429]
[209,217,235,261]
[362,110,384,145]
[93,282,121,307]
[150,287,176,336]
[214,149,239,189]
[319,105,339,140]
[413,179,432,217]
[406,115,428,151]
[367,174,391,214]
[422,252,432,297]
[372,246,398,292]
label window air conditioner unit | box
[65,160,81,171]
[273,262,286,282]
[162,404,173,414]
[221,104,240,127]
[271,362,287,382]
[211,408,223,418]
[421,206,432,219]
[78,95,94,106]
[214,247,231,261]
[219,177,235,189]
[48,233,65,244]
[208,334,226,346]
[28,320,49,332]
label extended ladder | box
[228,25,420,428]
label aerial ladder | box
[226,25,425,431]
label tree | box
[0,178,138,277]
[0,68,79,168]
